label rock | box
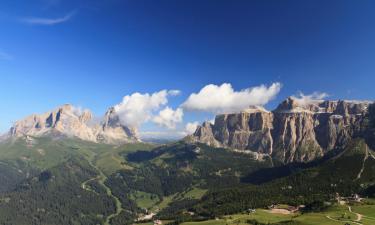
[96,107,139,144]
[188,97,372,163]
[8,104,139,144]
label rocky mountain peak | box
[242,105,268,113]
[8,104,139,144]
[189,97,373,163]
[274,97,324,113]
[96,107,139,143]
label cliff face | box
[96,107,139,144]
[9,104,139,144]
[189,98,371,163]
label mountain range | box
[5,97,373,161]
[6,104,139,144]
[0,97,374,225]
[188,97,372,163]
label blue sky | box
[0,0,375,137]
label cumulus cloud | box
[292,92,329,106]
[184,121,200,134]
[152,107,183,129]
[168,90,181,96]
[181,82,281,113]
[21,11,76,25]
[113,90,180,128]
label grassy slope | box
[1,136,375,225]
[182,201,375,225]
[0,136,157,225]
[95,143,154,176]
[111,142,272,212]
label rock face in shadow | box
[8,104,139,144]
[188,98,371,163]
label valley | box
[137,200,375,225]
[2,1,375,224]
[0,99,374,225]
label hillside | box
[0,137,155,225]
[0,99,373,225]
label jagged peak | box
[241,105,269,113]
[7,104,139,144]
[274,97,372,114]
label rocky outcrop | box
[96,107,139,144]
[8,104,139,144]
[189,98,371,163]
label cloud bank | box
[184,121,200,135]
[292,92,329,106]
[113,90,181,128]
[111,82,283,138]
[21,11,76,25]
[181,82,281,113]
[153,107,183,129]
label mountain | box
[188,97,372,163]
[7,104,139,144]
[191,138,375,217]
[0,98,374,225]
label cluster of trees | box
[0,157,116,225]
[159,139,375,221]
[110,211,136,225]
[0,160,38,193]
[0,126,373,225]
[104,142,274,223]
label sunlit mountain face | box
[0,0,375,225]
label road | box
[348,206,363,222]
[81,154,124,225]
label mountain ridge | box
[188,97,373,163]
[6,104,139,145]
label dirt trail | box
[326,215,362,225]
[356,145,369,180]
[348,206,363,222]
[368,147,375,159]
[81,154,124,225]
[81,175,100,194]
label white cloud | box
[153,107,183,129]
[21,11,76,25]
[168,90,181,96]
[113,90,180,128]
[292,92,328,106]
[181,82,281,113]
[184,121,200,135]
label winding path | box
[325,215,362,225]
[81,154,124,225]
[368,147,375,160]
[356,148,369,180]
[348,206,363,222]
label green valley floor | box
[137,199,375,225]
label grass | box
[151,194,178,211]
[0,136,155,174]
[181,200,375,225]
[130,191,160,209]
[145,187,208,212]
[181,187,207,199]
[95,143,155,176]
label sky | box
[0,0,375,138]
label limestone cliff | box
[189,98,371,163]
[8,104,139,144]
